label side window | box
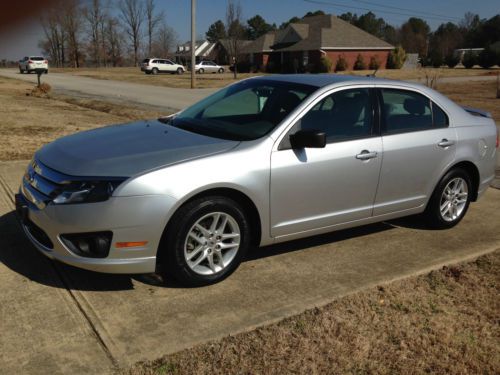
[381,89,433,134]
[432,102,449,127]
[165,60,173,65]
[152,60,159,64]
[300,88,373,142]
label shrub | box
[353,54,366,70]
[444,54,460,68]
[317,55,333,73]
[368,55,381,70]
[478,47,497,69]
[386,46,406,69]
[462,51,477,69]
[334,55,347,72]
[430,53,443,68]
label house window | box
[302,51,309,66]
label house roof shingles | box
[244,14,393,54]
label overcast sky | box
[0,0,498,60]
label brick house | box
[243,14,394,72]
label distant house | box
[174,40,217,65]
[174,39,251,66]
[243,14,394,72]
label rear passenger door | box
[373,87,456,215]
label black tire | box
[177,67,183,75]
[161,196,251,286]
[424,168,472,229]
[19,68,23,74]
[199,68,204,74]
[44,69,48,74]
[152,67,159,75]
[218,68,224,73]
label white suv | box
[19,56,48,74]
[141,58,185,75]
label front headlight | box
[52,179,126,205]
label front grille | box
[21,159,71,209]
[25,219,54,249]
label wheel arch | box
[157,187,262,266]
[441,160,480,201]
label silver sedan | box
[16,75,498,286]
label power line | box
[351,0,461,21]
[304,0,462,22]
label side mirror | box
[289,129,326,149]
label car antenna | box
[367,68,378,77]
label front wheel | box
[198,68,204,74]
[161,196,251,286]
[218,68,224,73]
[177,67,184,75]
[424,168,472,229]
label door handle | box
[356,150,378,160]
[438,139,455,148]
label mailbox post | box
[34,68,45,87]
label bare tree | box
[105,17,124,67]
[145,0,165,56]
[119,0,145,66]
[61,0,83,68]
[39,0,68,67]
[83,0,106,66]
[225,0,244,78]
[40,7,65,67]
[151,22,178,58]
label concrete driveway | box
[1,160,499,374]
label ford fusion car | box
[16,75,498,286]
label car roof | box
[251,74,400,88]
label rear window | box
[30,57,45,61]
[142,58,150,63]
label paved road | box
[0,68,217,111]
[0,68,498,111]
[1,160,499,374]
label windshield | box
[170,79,316,141]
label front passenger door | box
[270,88,383,237]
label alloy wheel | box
[183,212,240,275]
[439,177,468,222]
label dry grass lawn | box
[50,66,500,89]
[125,250,500,375]
[0,76,168,161]
[438,80,500,122]
[50,67,259,89]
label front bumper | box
[16,192,177,274]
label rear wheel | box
[424,168,472,229]
[152,67,159,75]
[161,196,250,286]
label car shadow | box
[0,210,429,291]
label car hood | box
[36,119,239,177]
